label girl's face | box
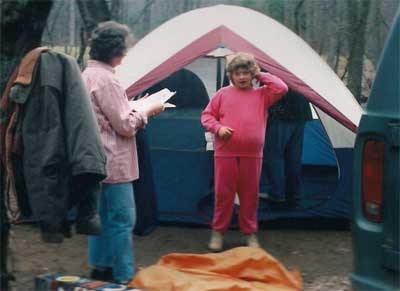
[231,68,253,90]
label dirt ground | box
[8,223,353,291]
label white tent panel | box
[186,58,218,98]
[315,107,356,148]
[116,4,363,129]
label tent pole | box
[216,58,222,91]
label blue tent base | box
[259,165,339,212]
[148,110,353,227]
[155,148,352,224]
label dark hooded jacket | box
[7,50,106,239]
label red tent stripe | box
[125,25,357,132]
[125,27,224,98]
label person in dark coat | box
[262,89,312,206]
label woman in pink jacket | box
[82,21,163,284]
[201,52,288,251]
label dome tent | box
[116,5,363,224]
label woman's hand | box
[146,103,165,117]
[217,126,234,141]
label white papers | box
[130,88,176,112]
[164,102,176,108]
[205,132,215,151]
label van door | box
[381,122,400,272]
[370,13,400,274]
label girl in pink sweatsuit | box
[201,52,288,251]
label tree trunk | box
[142,0,153,36]
[266,0,285,23]
[294,0,306,35]
[0,0,54,94]
[69,0,76,46]
[333,38,342,74]
[183,0,192,11]
[0,3,53,288]
[130,0,155,38]
[346,0,371,100]
[111,0,123,22]
[75,0,111,67]
[326,0,338,66]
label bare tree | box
[41,0,65,45]
[111,0,123,22]
[1,3,53,289]
[346,0,371,100]
[141,0,153,36]
[183,0,192,11]
[266,0,285,23]
[0,0,54,94]
[69,0,76,46]
[294,0,306,35]
[130,0,156,37]
[75,0,111,66]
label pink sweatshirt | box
[82,60,147,183]
[201,72,288,158]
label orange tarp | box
[129,247,303,291]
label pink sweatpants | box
[212,157,262,234]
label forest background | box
[1,0,399,104]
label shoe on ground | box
[208,231,223,252]
[76,216,101,235]
[245,234,260,248]
[90,267,113,281]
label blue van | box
[351,11,400,291]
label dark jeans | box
[263,119,305,199]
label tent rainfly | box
[116,4,363,224]
[116,4,362,137]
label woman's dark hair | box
[89,21,135,64]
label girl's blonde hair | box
[226,52,260,80]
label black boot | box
[75,183,101,235]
